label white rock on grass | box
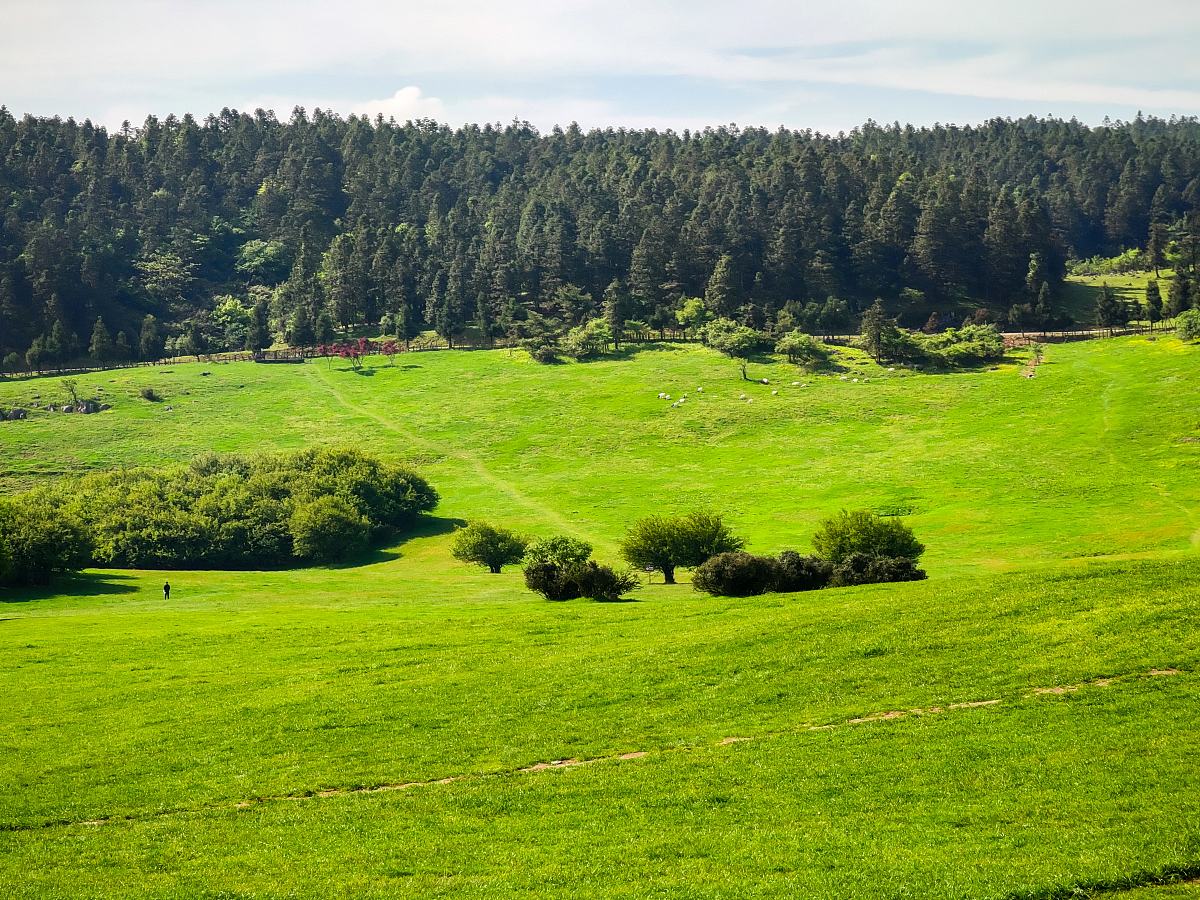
[772,390,778,395]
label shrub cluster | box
[13,447,438,574]
[691,510,926,597]
[1176,308,1200,341]
[519,535,639,601]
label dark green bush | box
[692,551,780,597]
[571,561,640,601]
[829,553,927,587]
[774,550,832,591]
[523,560,639,601]
[523,562,581,601]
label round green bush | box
[811,510,924,564]
[692,551,780,597]
[289,496,370,562]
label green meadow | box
[1,336,1199,898]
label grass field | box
[1,336,1199,897]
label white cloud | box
[352,86,445,121]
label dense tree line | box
[0,448,437,584]
[3,107,1200,365]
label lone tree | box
[620,510,744,584]
[1094,283,1126,334]
[88,316,113,362]
[451,522,529,574]
[811,509,924,564]
[703,317,760,380]
[858,299,891,360]
[1145,279,1163,330]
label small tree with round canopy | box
[620,510,744,584]
[451,522,529,574]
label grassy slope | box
[2,336,1199,572]
[1,337,1199,897]
[1060,270,1175,324]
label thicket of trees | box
[0,448,437,583]
[691,510,926,597]
[4,108,1200,367]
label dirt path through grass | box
[309,365,613,552]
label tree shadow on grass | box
[1,571,139,604]
[594,595,641,603]
[321,515,467,570]
[605,342,689,362]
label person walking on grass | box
[163,580,171,600]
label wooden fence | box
[4,322,1173,381]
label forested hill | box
[2,108,1199,362]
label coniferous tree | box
[139,314,164,360]
[704,255,739,318]
[1145,279,1163,330]
[88,317,113,361]
[1167,276,1189,318]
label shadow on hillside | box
[1,571,139,604]
[605,342,688,361]
[595,595,641,603]
[323,515,467,569]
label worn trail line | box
[8,666,1185,834]
[309,366,610,552]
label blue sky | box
[4,0,1199,133]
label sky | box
[3,0,1200,134]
